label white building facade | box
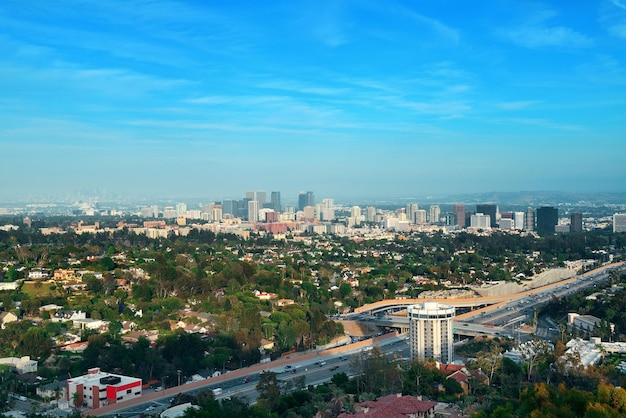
[66,367,142,409]
[408,301,455,364]
[614,213,626,233]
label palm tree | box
[72,391,83,409]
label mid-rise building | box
[365,206,377,223]
[351,206,362,226]
[256,191,266,206]
[429,205,440,224]
[513,211,525,230]
[175,203,187,216]
[453,204,466,228]
[66,367,142,409]
[408,301,455,364]
[303,205,315,220]
[247,200,259,222]
[476,204,498,228]
[499,218,514,230]
[524,207,534,231]
[406,203,419,224]
[570,212,583,233]
[613,213,626,233]
[415,209,427,224]
[470,213,491,229]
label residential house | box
[0,311,18,329]
[339,394,437,418]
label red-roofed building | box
[339,394,437,418]
[439,362,489,395]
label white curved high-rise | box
[408,301,455,364]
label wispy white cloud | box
[496,7,592,49]
[611,0,626,11]
[498,25,592,49]
[496,101,540,110]
[398,6,460,44]
[256,80,350,96]
[488,117,582,131]
[609,24,626,39]
[602,0,626,39]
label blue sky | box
[1,0,625,202]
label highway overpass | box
[348,262,624,317]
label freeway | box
[341,262,623,341]
[87,263,622,417]
[89,333,401,417]
[350,262,624,317]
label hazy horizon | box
[1,1,625,200]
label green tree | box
[256,371,281,412]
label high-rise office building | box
[429,205,440,224]
[256,191,266,205]
[524,207,534,231]
[614,213,626,233]
[212,205,223,222]
[247,200,259,222]
[406,203,419,224]
[222,200,235,216]
[245,191,255,201]
[298,191,315,211]
[408,302,455,364]
[453,204,466,228]
[570,212,583,233]
[366,206,377,223]
[513,212,525,231]
[476,204,497,228]
[351,206,362,226]
[416,209,427,224]
[270,191,281,212]
[536,206,558,234]
[176,203,187,216]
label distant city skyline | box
[1,1,626,200]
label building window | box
[127,389,132,394]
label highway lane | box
[351,262,624,316]
[90,333,402,417]
[88,263,623,417]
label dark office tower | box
[445,213,457,226]
[476,204,498,228]
[298,191,315,211]
[570,212,583,233]
[453,204,466,228]
[270,191,281,212]
[524,207,534,231]
[237,199,249,219]
[536,206,558,234]
[298,192,307,211]
[222,200,235,216]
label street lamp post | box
[177,370,181,386]
[222,357,232,374]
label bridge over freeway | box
[360,316,513,338]
[347,262,624,317]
